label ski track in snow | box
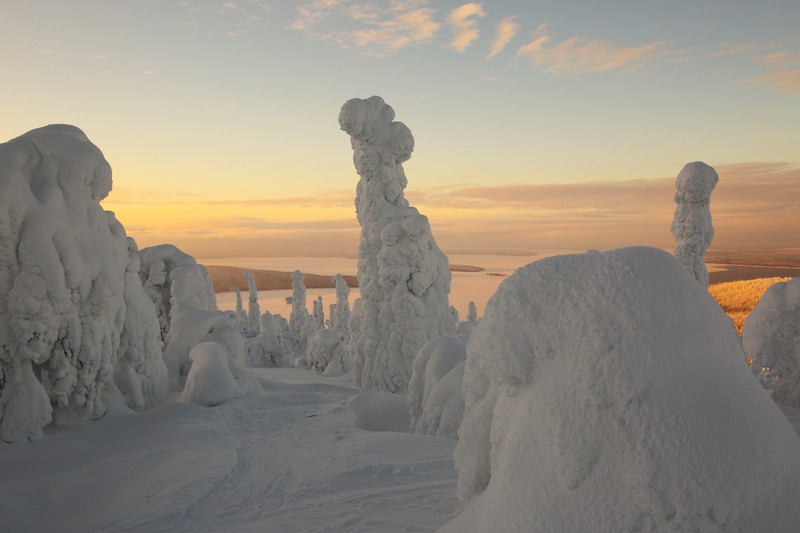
[0,368,459,533]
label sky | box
[2,0,799,259]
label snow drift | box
[0,125,167,442]
[444,247,800,532]
[743,276,800,406]
[671,161,718,287]
[340,95,451,393]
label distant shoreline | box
[206,263,485,292]
[708,264,800,284]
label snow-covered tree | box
[445,247,800,532]
[331,274,351,339]
[742,276,800,406]
[0,125,167,442]
[671,161,718,287]
[467,301,478,323]
[243,272,260,337]
[339,96,452,393]
[230,287,248,336]
[139,244,217,341]
[312,295,325,330]
[289,270,308,336]
[408,336,466,438]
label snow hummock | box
[742,276,800,406]
[671,161,718,287]
[181,342,238,407]
[408,336,467,438]
[0,125,166,442]
[340,95,452,393]
[445,247,800,532]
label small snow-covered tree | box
[339,95,452,393]
[231,287,248,336]
[671,161,718,287]
[332,274,351,340]
[243,272,261,337]
[312,295,325,330]
[139,244,217,341]
[467,301,478,323]
[289,270,308,336]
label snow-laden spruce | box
[408,336,466,438]
[340,95,452,393]
[243,271,261,337]
[0,125,167,442]
[671,161,718,287]
[443,247,800,533]
[139,243,217,341]
[742,276,800,406]
[331,274,351,340]
[288,270,308,336]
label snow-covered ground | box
[0,368,460,533]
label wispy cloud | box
[292,0,440,57]
[487,16,519,59]
[748,68,800,93]
[177,0,270,34]
[757,50,800,67]
[445,3,485,52]
[516,23,673,75]
[37,40,57,55]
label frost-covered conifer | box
[243,272,261,337]
[231,287,248,336]
[671,161,718,287]
[289,270,308,335]
[332,274,351,339]
[139,244,217,341]
[313,295,325,330]
[467,301,478,323]
[339,96,451,393]
[0,125,166,442]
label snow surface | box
[671,161,718,287]
[0,125,166,442]
[445,247,800,532]
[742,276,800,406]
[340,96,452,393]
[0,368,459,532]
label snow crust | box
[671,161,718,287]
[445,247,800,532]
[340,95,451,393]
[0,125,166,442]
[742,276,800,406]
[408,336,467,438]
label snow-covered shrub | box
[0,125,167,442]
[443,247,800,532]
[671,161,718,287]
[339,96,451,393]
[180,342,238,407]
[408,336,466,438]
[243,271,260,337]
[139,243,217,340]
[742,276,800,406]
[306,328,347,374]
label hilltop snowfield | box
[0,367,797,532]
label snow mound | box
[340,95,452,393]
[671,161,718,287]
[445,247,800,533]
[349,392,410,433]
[0,125,166,442]
[307,328,350,376]
[164,309,261,397]
[742,276,800,406]
[181,342,238,407]
[408,336,467,438]
[139,244,217,340]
